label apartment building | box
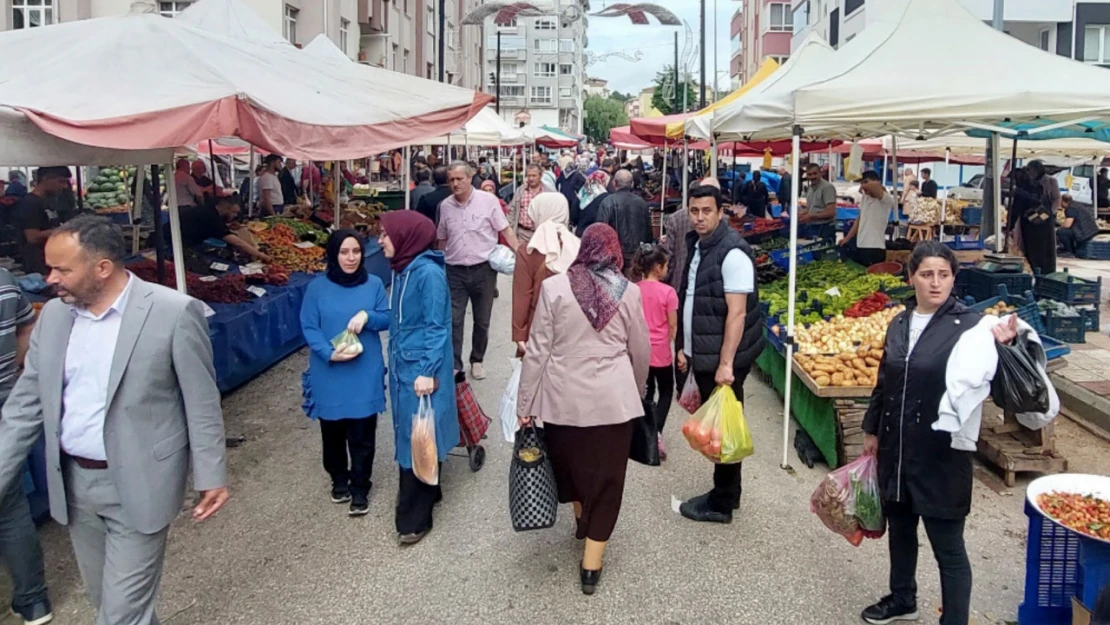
[730,0,793,86]
[2,0,484,90]
[790,0,1110,67]
[483,0,589,134]
[585,77,609,98]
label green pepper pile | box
[760,261,905,326]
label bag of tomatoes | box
[680,385,753,464]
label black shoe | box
[330,486,351,504]
[349,494,369,516]
[12,600,53,625]
[861,595,919,624]
[679,493,733,524]
[579,562,602,595]
[398,529,429,545]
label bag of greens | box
[810,455,885,546]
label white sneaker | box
[471,362,487,380]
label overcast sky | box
[586,0,737,96]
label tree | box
[583,95,630,144]
[609,90,632,103]
[650,64,698,115]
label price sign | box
[202,303,216,318]
[239,266,264,276]
[247,286,267,298]
[209,262,230,272]
[293,241,316,249]
[198,275,218,283]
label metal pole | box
[681,139,689,213]
[75,167,84,210]
[150,165,165,286]
[781,128,802,471]
[495,30,502,114]
[984,0,1004,249]
[208,139,217,189]
[674,31,680,114]
[165,164,187,295]
[942,148,951,241]
[247,146,256,218]
[710,135,718,179]
[992,133,1004,252]
[1093,158,1100,221]
[438,0,446,82]
[661,140,668,214]
[713,0,718,101]
[699,0,707,109]
[131,166,145,256]
[404,146,411,210]
[333,161,341,228]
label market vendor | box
[174,158,204,209]
[800,162,837,238]
[1057,194,1099,257]
[180,194,271,263]
[259,154,285,217]
[12,166,69,275]
[192,159,216,204]
[839,170,896,267]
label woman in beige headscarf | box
[512,192,581,356]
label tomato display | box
[1037,491,1110,540]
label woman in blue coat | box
[379,211,459,545]
[300,229,390,517]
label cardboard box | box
[1075,596,1092,625]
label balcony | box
[498,48,526,60]
[499,73,520,82]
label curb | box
[1050,373,1110,436]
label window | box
[559,63,573,75]
[158,1,191,17]
[283,5,298,44]
[533,62,555,77]
[531,86,552,104]
[497,61,521,75]
[447,22,456,49]
[427,6,435,34]
[403,0,409,15]
[559,38,575,52]
[499,85,525,98]
[792,1,809,32]
[497,17,517,29]
[392,43,399,71]
[559,87,573,99]
[844,0,865,16]
[534,38,557,53]
[535,18,556,30]
[427,62,434,79]
[1084,25,1110,63]
[340,19,350,54]
[13,0,54,28]
[829,7,839,46]
[1039,28,1050,51]
[768,3,792,32]
[404,50,410,73]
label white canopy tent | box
[419,107,527,147]
[175,0,287,46]
[303,33,355,63]
[890,134,1110,161]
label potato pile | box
[794,307,903,356]
[982,301,1015,316]
[795,342,884,388]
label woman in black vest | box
[860,242,1019,625]
[674,185,764,524]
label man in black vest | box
[675,185,764,524]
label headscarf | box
[380,211,437,274]
[567,224,628,332]
[558,155,574,173]
[579,170,611,209]
[325,229,369,288]
[526,193,580,274]
[480,179,497,194]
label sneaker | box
[679,493,732,524]
[12,601,53,625]
[330,487,351,504]
[657,438,667,461]
[349,494,369,517]
[398,529,429,545]
[861,595,919,625]
[471,362,487,380]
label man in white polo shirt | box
[436,161,520,380]
[839,170,896,267]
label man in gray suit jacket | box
[0,215,230,625]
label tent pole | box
[247,146,256,218]
[208,139,217,188]
[131,166,146,256]
[941,149,951,242]
[710,135,718,177]
[681,139,689,213]
[333,161,341,228]
[891,137,899,199]
[661,141,668,220]
[1093,157,1100,221]
[403,146,411,210]
[150,165,165,285]
[75,167,84,210]
[782,127,802,471]
[992,134,1003,252]
[165,164,187,295]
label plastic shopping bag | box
[330,330,364,356]
[499,358,522,443]
[991,332,1050,414]
[677,373,702,414]
[489,244,516,275]
[411,396,439,486]
[680,385,753,464]
[809,455,885,547]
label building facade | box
[3,0,483,90]
[585,77,608,98]
[731,0,794,86]
[790,0,1110,67]
[482,0,589,134]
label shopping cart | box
[449,371,489,472]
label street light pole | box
[438,0,446,82]
[674,30,679,114]
[496,30,502,114]
[699,0,706,109]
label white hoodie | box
[932,314,1060,451]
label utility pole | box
[438,0,446,82]
[699,0,706,109]
[713,0,718,100]
[674,31,679,114]
[495,30,501,114]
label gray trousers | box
[446,262,498,371]
[65,461,170,625]
[0,477,49,613]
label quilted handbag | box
[508,424,558,532]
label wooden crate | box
[977,411,1068,487]
[835,399,871,465]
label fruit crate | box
[1082,239,1110,260]
[1034,269,1102,306]
[1040,335,1071,361]
[962,267,1034,303]
[1080,306,1100,333]
[964,285,1044,335]
[944,235,985,250]
[1077,540,1110,615]
[1018,500,1080,625]
[961,206,984,225]
[1041,312,1087,344]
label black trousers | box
[446,262,497,371]
[644,364,675,433]
[676,363,749,514]
[852,247,887,267]
[396,465,442,535]
[887,501,972,625]
[320,416,377,498]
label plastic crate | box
[1041,312,1087,344]
[770,245,837,270]
[1077,540,1110,612]
[1018,500,1081,625]
[1080,306,1101,333]
[1035,269,1102,306]
[1082,239,1110,260]
[962,268,1035,303]
[1041,335,1071,361]
[944,235,985,250]
[962,206,984,225]
[964,285,1045,335]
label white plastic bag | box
[845,142,864,182]
[489,244,516,275]
[411,396,439,486]
[499,358,522,442]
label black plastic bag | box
[629,400,660,467]
[508,424,558,532]
[991,332,1049,414]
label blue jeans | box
[0,476,49,613]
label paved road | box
[5,273,1106,625]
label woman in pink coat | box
[517,223,651,596]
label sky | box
[586,0,737,96]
